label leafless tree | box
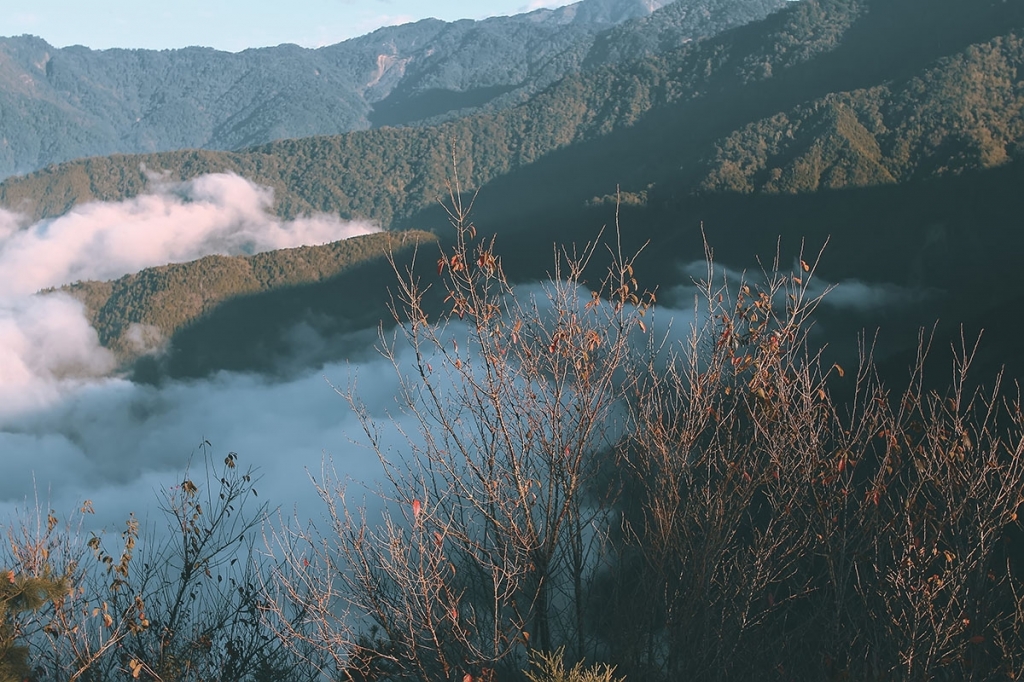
[265,183,1024,681]
[610,245,1024,681]
[267,173,656,681]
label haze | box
[3,0,574,52]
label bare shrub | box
[608,249,1024,681]
[1,448,303,682]
[265,175,659,681]
[268,199,1024,682]
[110,449,284,682]
[524,648,624,682]
[1,497,146,681]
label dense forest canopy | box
[0,0,785,180]
[1,0,1020,382]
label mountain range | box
[3,0,1024,384]
[0,0,787,180]
[7,2,1024,679]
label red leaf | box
[412,499,422,521]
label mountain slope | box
[0,0,787,180]
[0,0,888,224]
[697,34,1024,193]
[63,229,435,361]
[4,0,1018,226]
[7,0,1024,380]
[584,0,788,65]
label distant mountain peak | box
[502,0,670,25]
[567,0,675,25]
[0,0,786,180]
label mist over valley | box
[2,0,1024,679]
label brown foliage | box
[269,193,1024,681]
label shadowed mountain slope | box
[63,230,435,364]
[0,0,787,179]
[6,0,1024,381]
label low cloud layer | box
[0,189,925,537]
[0,173,376,297]
[0,359,391,531]
[677,259,927,312]
[0,174,383,527]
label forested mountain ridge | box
[0,0,898,223]
[61,229,435,362]
[3,0,1019,226]
[584,0,792,65]
[0,0,789,180]
[697,32,1024,193]
[7,0,1024,379]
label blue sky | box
[2,0,575,52]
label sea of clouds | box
[0,172,385,529]
[0,173,924,537]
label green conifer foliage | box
[0,571,65,682]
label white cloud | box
[677,259,927,312]
[0,293,116,415]
[0,174,383,529]
[814,279,926,311]
[0,172,377,296]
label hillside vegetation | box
[5,0,1023,380]
[0,0,788,179]
[2,0,1019,226]
[698,33,1024,193]
[62,229,435,361]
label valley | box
[1,0,1023,680]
